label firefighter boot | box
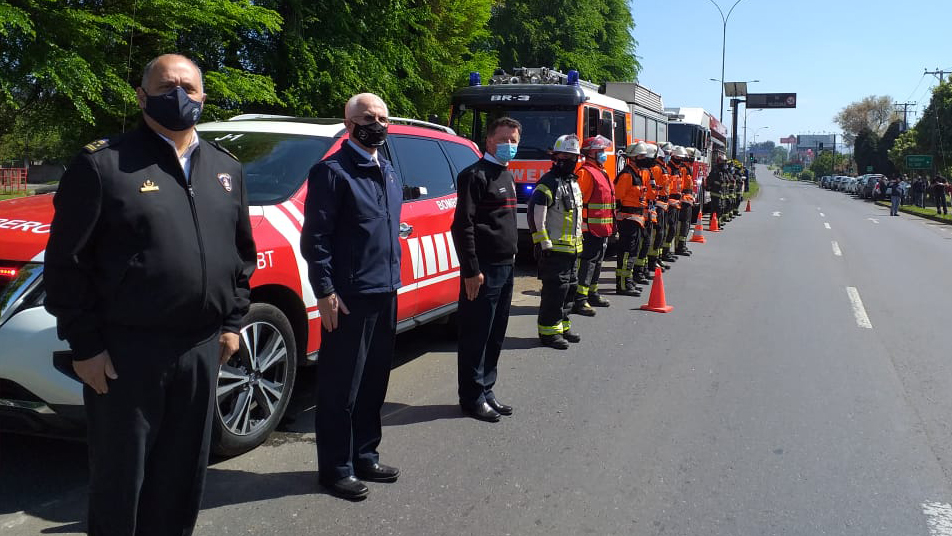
[661,248,678,263]
[562,329,581,343]
[675,242,693,256]
[571,298,597,317]
[634,266,650,285]
[540,334,570,350]
[616,277,640,297]
[588,291,611,307]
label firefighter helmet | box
[645,143,659,158]
[551,134,581,155]
[661,142,675,153]
[685,147,697,158]
[672,146,689,159]
[581,135,612,152]
[624,141,650,157]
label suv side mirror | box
[403,185,428,200]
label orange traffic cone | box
[708,212,721,232]
[745,199,752,212]
[640,267,673,313]
[690,220,706,243]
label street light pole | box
[743,106,761,163]
[708,0,747,123]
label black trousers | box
[316,292,396,482]
[537,252,578,336]
[665,205,679,247]
[85,326,220,536]
[936,192,948,214]
[678,202,692,243]
[615,219,643,278]
[650,213,665,255]
[710,196,722,218]
[577,233,608,297]
[457,262,513,406]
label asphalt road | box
[5,165,952,535]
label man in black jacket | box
[451,117,521,422]
[301,93,403,500]
[44,54,256,536]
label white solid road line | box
[846,287,873,329]
[923,502,952,536]
[824,222,831,229]
[831,241,842,256]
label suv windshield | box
[199,131,335,205]
[452,108,577,160]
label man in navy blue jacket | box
[301,93,402,500]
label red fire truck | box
[449,67,667,242]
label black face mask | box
[144,86,203,131]
[352,121,388,147]
[635,157,652,168]
[551,158,576,176]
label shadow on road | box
[382,402,465,426]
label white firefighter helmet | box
[685,147,697,158]
[551,134,581,155]
[661,141,675,153]
[645,143,659,158]
[672,146,689,159]
[624,141,650,158]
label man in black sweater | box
[451,117,521,423]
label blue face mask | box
[494,142,518,163]
[596,152,608,164]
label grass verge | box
[0,192,28,201]
[874,200,952,223]
[744,179,760,200]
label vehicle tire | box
[212,303,298,457]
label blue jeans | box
[890,195,900,215]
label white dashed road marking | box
[820,212,825,217]
[868,218,880,224]
[824,222,831,229]
[772,211,782,217]
[831,241,842,256]
[923,502,952,536]
[845,287,873,329]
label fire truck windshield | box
[667,123,702,150]
[452,107,578,160]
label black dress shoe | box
[320,476,369,500]
[461,401,501,422]
[486,398,513,416]
[355,462,400,483]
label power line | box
[925,68,950,83]
[895,101,916,131]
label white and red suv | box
[0,116,479,455]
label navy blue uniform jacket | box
[301,142,402,299]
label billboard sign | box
[746,93,797,109]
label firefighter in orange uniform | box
[672,146,695,256]
[614,142,651,296]
[572,135,615,316]
[660,142,681,264]
[646,144,669,274]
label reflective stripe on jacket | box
[576,162,615,237]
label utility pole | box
[832,134,836,175]
[895,101,916,131]
[925,68,950,83]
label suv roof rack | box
[387,117,456,135]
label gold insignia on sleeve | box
[139,180,160,193]
[83,139,109,153]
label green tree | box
[888,129,921,173]
[247,0,496,121]
[489,0,640,83]
[0,0,282,162]
[911,80,952,174]
[810,150,849,177]
[854,127,879,174]
[834,95,899,145]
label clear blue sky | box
[632,0,951,148]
